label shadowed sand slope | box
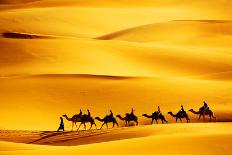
[0,123,231,146]
[1,32,53,39]
[97,20,232,42]
[0,123,232,155]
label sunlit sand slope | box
[0,38,232,77]
[0,123,232,155]
[97,20,232,42]
[0,0,231,132]
[0,74,232,130]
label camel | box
[78,114,97,130]
[62,114,81,130]
[189,109,216,121]
[63,114,97,130]
[142,112,168,124]
[168,111,190,123]
[116,113,138,126]
[95,115,119,129]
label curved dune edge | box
[0,74,145,80]
[30,74,145,80]
[0,123,232,146]
[1,32,54,39]
[96,20,232,42]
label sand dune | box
[97,20,232,42]
[0,0,232,154]
[0,73,232,130]
[0,123,231,146]
[0,37,231,78]
[0,123,232,155]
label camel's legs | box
[151,119,154,125]
[135,120,138,126]
[155,119,158,124]
[115,121,119,127]
[161,119,164,124]
[77,123,83,130]
[72,122,74,131]
[94,122,97,129]
[176,118,178,122]
[100,123,105,129]
[84,123,87,130]
[106,123,108,129]
[198,114,201,120]
[180,118,182,123]
[89,123,93,130]
[165,119,168,123]
[75,122,78,129]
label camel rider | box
[76,109,82,118]
[157,106,161,117]
[181,105,185,111]
[202,101,209,113]
[180,105,186,116]
[131,108,134,115]
[109,110,113,118]
[87,109,91,117]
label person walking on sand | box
[57,117,64,131]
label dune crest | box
[27,74,143,80]
[97,20,232,42]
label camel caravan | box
[58,101,216,131]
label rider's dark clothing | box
[87,110,91,116]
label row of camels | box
[62,107,216,130]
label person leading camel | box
[57,117,64,131]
